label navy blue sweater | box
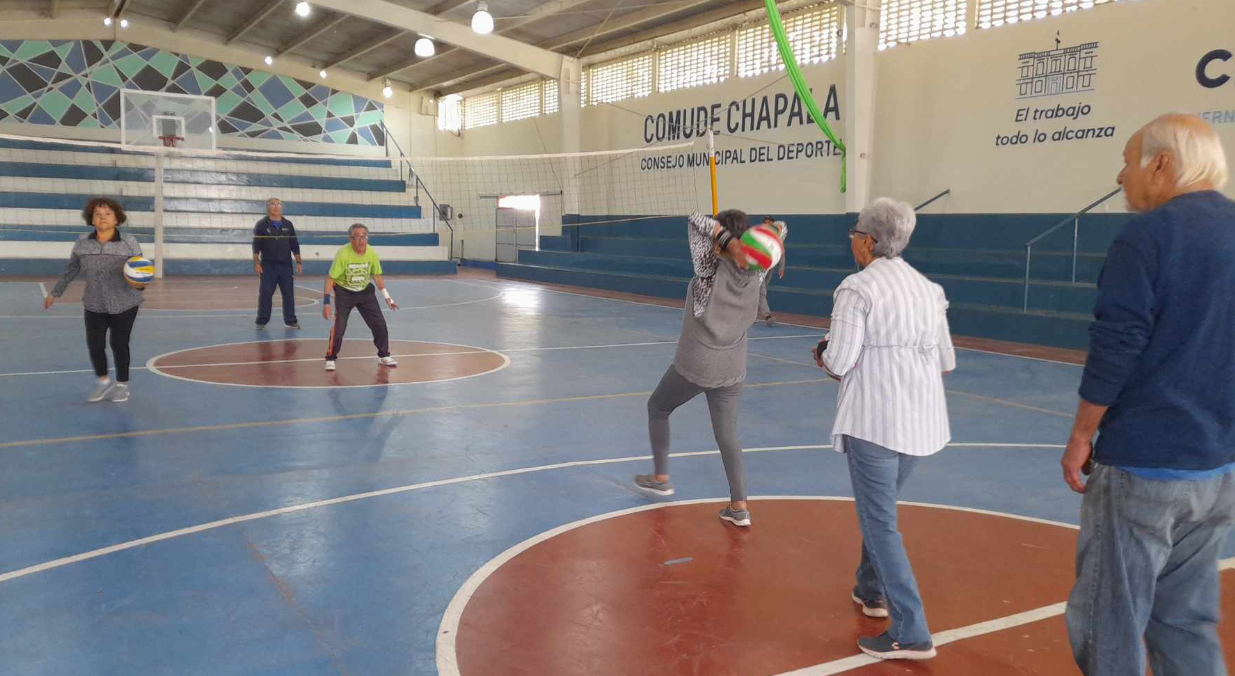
[1081,191,1235,470]
[251,216,301,263]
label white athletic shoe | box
[110,383,129,403]
[87,378,114,402]
[378,356,398,367]
[324,360,337,371]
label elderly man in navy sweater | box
[252,197,303,329]
[1063,114,1234,676]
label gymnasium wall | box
[436,0,1235,262]
[0,19,443,159]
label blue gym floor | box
[0,271,1225,676]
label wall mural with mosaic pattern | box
[0,40,385,145]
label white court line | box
[0,335,818,379]
[0,443,1062,588]
[435,487,1235,676]
[0,312,261,319]
[434,493,1083,676]
[146,339,512,390]
[774,602,1070,676]
[38,282,47,299]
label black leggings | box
[85,306,139,382]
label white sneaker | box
[324,360,336,371]
[87,378,114,402]
[111,383,129,403]
[378,356,398,367]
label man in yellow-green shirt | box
[321,223,400,371]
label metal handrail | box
[379,121,456,260]
[915,189,950,211]
[1022,187,1122,312]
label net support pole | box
[154,149,165,280]
[707,128,718,216]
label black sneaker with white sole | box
[857,632,936,660]
[851,586,889,618]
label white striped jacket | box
[821,256,956,456]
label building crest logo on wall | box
[1016,32,1098,100]
[997,32,1114,149]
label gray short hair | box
[1141,114,1229,189]
[858,197,916,259]
[348,223,369,236]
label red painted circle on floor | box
[149,339,508,388]
[448,499,1083,676]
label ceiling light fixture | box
[414,37,435,58]
[295,2,312,17]
[319,69,328,79]
[471,2,494,34]
[265,55,274,66]
[382,79,394,99]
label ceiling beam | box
[277,14,350,56]
[424,0,474,14]
[324,28,407,69]
[309,0,564,79]
[173,0,211,32]
[226,0,286,45]
[541,0,720,52]
[434,0,766,94]
[379,0,600,83]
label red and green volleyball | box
[739,225,783,272]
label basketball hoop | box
[158,135,184,148]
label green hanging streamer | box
[764,0,847,193]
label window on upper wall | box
[977,0,1124,29]
[464,91,498,129]
[586,53,653,105]
[737,5,842,78]
[501,81,541,123]
[658,32,732,93]
[543,79,559,114]
[437,96,461,133]
[879,0,967,50]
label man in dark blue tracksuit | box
[252,197,303,329]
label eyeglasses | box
[848,228,878,243]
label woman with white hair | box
[813,197,955,661]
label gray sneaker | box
[851,586,890,618]
[87,378,114,402]
[857,632,936,660]
[111,383,130,403]
[633,474,674,496]
[718,505,751,527]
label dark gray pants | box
[647,365,747,502]
[326,286,390,360]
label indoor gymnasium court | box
[1,0,1233,675]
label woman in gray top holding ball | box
[44,197,145,403]
[634,209,785,528]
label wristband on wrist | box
[381,288,392,301]
[716,230,734,250]
[323,295,331,306]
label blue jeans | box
[257,260,297,325]
[1067,463,1235,676]
[844,435,931,644]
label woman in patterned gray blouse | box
[44,198,145,403]
[634,209,784,528]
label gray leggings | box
[647,365,747,502]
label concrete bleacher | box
[0,137,455,276]
[499,212,1134,349]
